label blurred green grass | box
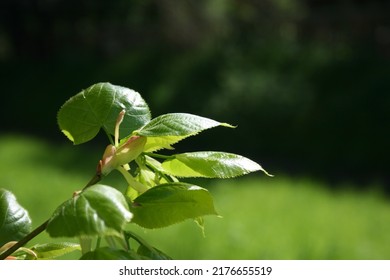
[1,135,390,259]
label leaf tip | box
[260,167,274,177]
[61,130,75,144]
[221,122,237,129]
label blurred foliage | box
[140,177,390,259]
[0,0,389,186]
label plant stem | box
[114,110,126,147]
[0,172,102,260]
[79,237,93,255]
[82,172,102,191]
[95,237,101,250]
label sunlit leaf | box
[46,185,132,238]
[161,151,272,178]
[135,113,234,152]
[142,136,183,152]
[0,189,31,246]
[130,183,218,228]
[58,82,151,144]
[31,242,81,259]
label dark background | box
[1,0,389,189]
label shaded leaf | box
[136,113,234,152]
[46,185,132,238]
[137,244,172,260]
[125,230,172,260]
[80,247,146,260]
[130,183,218,228]
[0,189,31,246]
[58,82,151,144]
[162,151,272,178]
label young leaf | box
[130,183,218,229]
[46,185,132,238]
[161,151,272,178]
[135,113,234,152]
[58,82,151,144]
[0,189,31,246]
[30,242,81,259]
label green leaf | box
[137,244,172,260]
[58,82,151,144]
[130,183,218,229]
[125,230,172,260]
[31,242,81,259]
[46,185,132,238]
[80,247,145,260]
[161,151,272,178]
[0,189,31,246]
[136,113,234,152]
